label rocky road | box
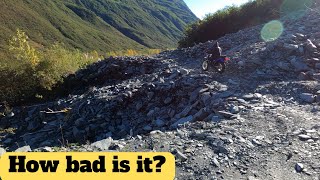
[1,7,320,180]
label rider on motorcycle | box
[207,41,222,60]
[202,41,229,73]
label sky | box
[184,0,250,19]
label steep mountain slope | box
[72,0,197,48]
[0,0,197,52]
[0,0,144,52]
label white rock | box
[174,149,188,161]
[0,148,6,156]
[42,147,54,152]
[212,157,220,167]
[306,39,317,52]
[252,139,262,146]
[15,146,32,152]
[295,163,304,173]
[306,129,317,133]
[91,137,113,150]
[298,134,312,141]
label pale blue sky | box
[184,0,250,19]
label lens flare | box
[261,20,283,42]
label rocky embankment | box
[1,9,320,180]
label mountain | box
[0,0,198,53]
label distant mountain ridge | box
[0,0,198,52]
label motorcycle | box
[202,54,230,73]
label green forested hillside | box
[0,0,198,53]
[73,0,197,48]
[0,0,198,104]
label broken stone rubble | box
[1,6,320,180]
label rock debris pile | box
[1,7,320,180]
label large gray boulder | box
[290,57,310,72]
[91,137,113,151]
[300,93,315,103]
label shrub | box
[0,29,40,103]
[37,44,98,90]
[105,49,161,57]
[0,29,160,104]
[0,29,100,104]
[8,29,40,68]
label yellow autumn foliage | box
[0,29,100,103]
[0,29,161,104]
[105,49,161,57]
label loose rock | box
[91,137,113,151]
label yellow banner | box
[0,152,175,180]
